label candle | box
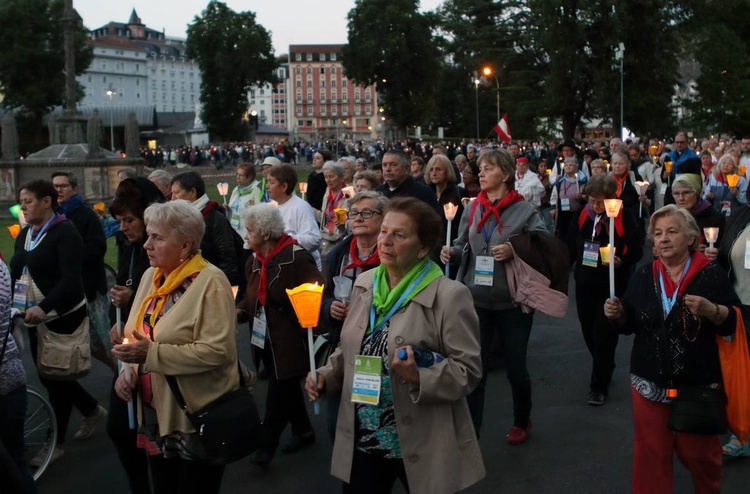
[119,333,136,429]
[739,165,747,177]
[298,181,308,200]
[286,283,325,415]
[703,227,719,249]
[443,203,458,277]
[604,199,623,299]
[7,224,20,239]
[727,174,740,188]
[634,181,650,218]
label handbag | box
[165,362,262,466]
[36,316,91,381]
[668,385,728,435]
[716,306,750,443]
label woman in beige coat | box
[306,197,485,494]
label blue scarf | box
[57,194,85,217]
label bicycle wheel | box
[24,388,57,481]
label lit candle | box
[119,333,136,429]
[286,283,325,415]
[443,203,458,277]
[634,181,650,218]
[604,199,623,299]
[703,227,719,249]
[298,181,308,200]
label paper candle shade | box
[635,181,650,196]
[703,227,719,244]
[739,165,747,177]
[546,169,552,175]
[286,283,324,328]
[216,182,229,196]
[333,208,348,224]
[298,182,308,194]
[604,199,623,218]
[93,202,106,213]
[7,224,20,239]
[664,161,673,174]
[8,204,21,220]
[727,174,740,188]
[443,202,458,221]
[599,245,615,265]
[649,145,659,156]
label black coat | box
[306,170,326,212]
[66,203,108,300]
[202,206,242,286]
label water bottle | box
[397,347,444,368]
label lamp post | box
[614,43,625,140]
[473,72,480,140]
[106,89,116,151]
[482,66,500,124]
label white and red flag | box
[493,114,512,143]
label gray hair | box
[245,204,285,240]
[118,167,138,179]
[563,157,579,167]
[455,154,468,166]
[338,156,356,166]
[353,170,379,190]
[611,151,630,165]
[347,190,388,211]
[144,200,204,254]
[148,169,171,188]
[322,160,345,177]
[648,204,701,253]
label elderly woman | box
[170,171,242,286]
[10,180,105,467]
[112,201,238,494]
[307,197,484,494]
[604,205,740,494]
[551,157,587,243]
[238,204,324,467]
[353,170,379,192]
[106,177,164,494]
[425,154,465,243]
[566,175,642,405]
[460,161,481,197]
[339,156,356,184]
[589,158,607,176]
[440,149,547,444]
[671,173,725,255]
[705,155,748,217]
[318,161,349,259]
[267,163,322,270]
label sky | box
[74,0,446,55]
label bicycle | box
[24,387,57,481]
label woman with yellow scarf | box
[111,201,239,494]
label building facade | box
[248,64,291,132]
[288,44,378,140]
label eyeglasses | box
[588,198,605,207]
[53,183,72,189]
[675,140,687,144]
[347,209,382,219]
[672,190,695,197]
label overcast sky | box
[74,0,445,55]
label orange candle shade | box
[739,165,747,177]
[7,224,21,239]
[664,161,673,174]
[599,245,615,265]
[286,283,324,328]
[93,202,106,213]
[333,208,348,224]
[727,174,740,188]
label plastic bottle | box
[396,347,444,368]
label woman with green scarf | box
[306,197,484,494]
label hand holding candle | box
[443,203,458,277]
[286,283,324,415]
[604,199,623,299]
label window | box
[331,89,337,102]
[331,106,338,116]
[307,80,312,88]
[355,105,361,115]
[103,76,107,83]
[296,94,302,103]
[321,107,326,116]
[307,66,312,74]
[135,64,140,72]
[152,92,156,100]
[296,80,301,88]
[319,53,326,61]
[306,53,312,61]
[101,61,106,69]
[136,79,140,86]
[342,79,347,87]
[296,67,301,74]
[342,93,348,103]
[320,66,325,74]
[331,66,337,74]
[306,120,313,127]
[307,106,313,116]
[87,75,92,82]
[366,105,371,114]
[137,93,141,99]
[296,107,303,116]
[320,80,325,88]
[331,53,337,61]
[331,80,336,88]
[295,53,302,61]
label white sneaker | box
[74,405,107,440]
[30,445,64,468]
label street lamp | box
[614,43,625,140]
[106,89,116,151]
[482,66,500,123]
[473,73,480,140]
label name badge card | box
[660,183,668,195]
[722,201,732,217]
[561,198,571,212]
[251,308,268,349]
[745,240,750,270]
[474,255,495,286]
[582,241,600,268]
[12,281,29,311]
[351,355,382,405]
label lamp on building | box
[106,88,117,151]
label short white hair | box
[245,204,286,239]
[144,200,204,254]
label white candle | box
[307,327,320,415]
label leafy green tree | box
[688,0,750,135]
[343,0,442,131]
[186,1,277,141]
[0,0,92,122]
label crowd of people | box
[1,132,749,494]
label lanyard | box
[232,182,257,213]
[24,215,55,252]
[368,262,430,341]
[325,189,344,223]
[658,257,692,318]
[591,214,602,241]
[479,206,498,249]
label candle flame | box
[443,202,458,221]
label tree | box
[343,0,442,131]
[0,0,92,123]
[186,1,277,141]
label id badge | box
[721,201,732,217]
[659,184,668,195]
[251,308,267,349]
[351,355,382,405]
[745,240,750,270]
[582,241,600,268]
[474,255,495,286]
[12,281,29,311]
[561,198,571,212]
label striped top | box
[0,260,25,395]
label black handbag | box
[668,386,728,435]
[165,362,262,465]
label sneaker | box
[588,392,605,406]
[30,445,64,468]
[74,405,107,440]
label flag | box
[493,114,512,144]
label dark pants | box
[342,449,410,494]
[147,454,224,494]
[106,375,150,494]
[28,327,98,445]
[259,346,313,452]
[575,281,619,394]
[326,392,341,443]
[0,385,37,493]
[467,306,533,435]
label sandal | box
[722,435,750,458]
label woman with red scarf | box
[238,204,324,468]
[318,161,349,260]
[319,191,387,441]
[441,149,547,444]
[604,205,740,494]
